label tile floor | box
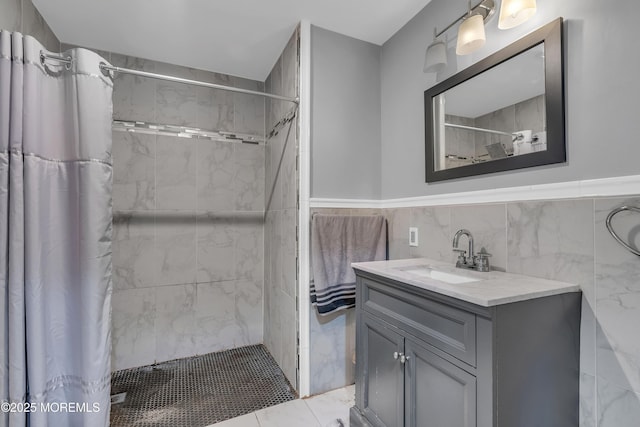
[207,385,355,427]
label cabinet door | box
[359,312,404,427]
[404,339,476,427]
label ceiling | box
[34,0,432,81]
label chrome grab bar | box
[605,206,640,257]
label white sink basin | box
[397,265,481,284]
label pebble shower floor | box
[110,344,297,426]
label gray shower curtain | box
[0,31,113,427]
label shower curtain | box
[0,31,113,427]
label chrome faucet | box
[452,229,491,272]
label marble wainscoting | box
[375,196,640,427]
[308,195,640,424]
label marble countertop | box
[351,258,581,307]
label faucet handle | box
[474,250,492,272]
[453,248,467,266]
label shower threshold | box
[110,344,296,426]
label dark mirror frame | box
[425,18,565,183]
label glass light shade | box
[456,14,486,55]
[424,40,447,73]
[498,0,537,29]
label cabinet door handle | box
[400,355,410,364]
[393,351,400,360]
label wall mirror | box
[425,18,564,182]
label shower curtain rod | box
[40,51,299,104]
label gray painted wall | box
[381,0,640,198]
[311,26,382,200]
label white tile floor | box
[207,385,355,427]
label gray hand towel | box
[310,214,387,315]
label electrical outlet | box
[409,227,418,247]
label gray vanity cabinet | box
[404,338,476,427]
[350,270,581,427]
[360,313,404,427]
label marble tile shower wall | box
[109,53,266,371]
[379,197,640,427]
[0,0,60,51]
[264,28,299,387]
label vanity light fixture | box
[498,0,537,29]
[423,0,538,73]
[456,6,486,55]
[424,29,447,73]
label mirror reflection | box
[433,44,546,171]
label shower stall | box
[8,19,303,426]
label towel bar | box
[606,206,640,257]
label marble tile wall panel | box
[112,131,155,211]
[266,131,284,212]
[196,212,235,283]
[197,139,235,211]
[155,211,197,286]
[153,62,197,127]
[156,136,197,210]
[281,292,298,385]
[1,0,21,33]
[155,284,197,361]
[112,212,156,290]
[235,144,265,211]
[595,197,640,394]
[263,28,300,391]
[156,81,198,128]
[597,377,640,427]
[444,115,476,159]
[235,212,264,282]
[409,206,451,262]
[451,204,506,271]
[267,59,283,132]
[235,279,264,345]
[112,288,156,371]
[111,54,157,123]
[309,309,356,395]
[282,29,299,100]
[22,0,59,51]
[281,118,298,210]
[193,281,246,354]
[383,207,411,259]
[507,200,596,375]
[581,373,596,427]
[475,104,516,146]
[234,93,264,135]
[281,209,297,298]
[196,87,234,132]
[514,95,545,134]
